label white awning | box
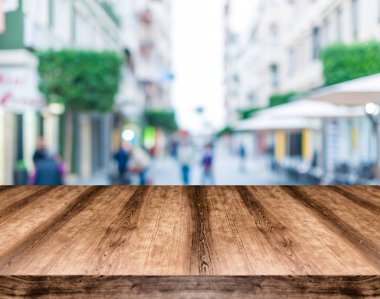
[256,99,365,119]
[233,116,321,132]
[310,73,380,106]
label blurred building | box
[225,0,380,177]
[0,0,138,184]
[226,0,380,118]
[224,0,242,124]
[134,0,173,109]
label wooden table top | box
[0,185,379,298]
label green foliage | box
[145,109,178,132]
[322,41,380,86]
[239,107,263,120]
[37,50,123,112]
[216,126,233,138]
[269,92,297,108]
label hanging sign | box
[0,67,45,113]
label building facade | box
[134,0,173,109]
[0,0,137,184]
[225,0,380,172]
[226,0,380,117]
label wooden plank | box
[0,187,89,258]
[247,186,379,274]
[281,186,380,269]
[0,186,51,214]
[0,276,379,298]
[2,187,138,275]
[0,186,105,274]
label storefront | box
[0,64,45,184]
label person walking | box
[33,138,48,164]
[239,144,247,172]
[32,156,64,185]
[130,145,151,186]
[113,142,131,184]
[178,139,193,185]
[201,143,215,185]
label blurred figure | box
[113,142,131,184]
[33,138,48,164]
[32,155,64,185]
[169,134,180,158]
[266,144,276,170]
[239,144,247,172]
[178,139,193,185]
[201,143,215,185]
[130,145,152,186]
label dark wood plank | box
[186,186,214,275]
[0,276,379,298]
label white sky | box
[171,0,258,133]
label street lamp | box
[365,103,380,117]
[48,102,65,115]
[365,103,380,180]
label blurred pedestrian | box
[239,144,247,172]
[266,144,276,170]
[33,138,48,164]
[178,139,193,185]
[169,135,179,158]
[201,143,215,185]
[113,142,131,184]
[32,156,64,185]
[130,145,151,186]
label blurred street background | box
[1,0,380,186]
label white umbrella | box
[310,73,380,106]
[255,99,365,119]
[233,116,321,132]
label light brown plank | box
[0,186,378,278]
[282,186,380,270]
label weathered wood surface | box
[0,186,379,297]
[0,276,379,298]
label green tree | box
[145,109,178,133]
[37,50,123,172]
[322,41,380,86]
[37,50,123,112]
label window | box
[288,47,296,77]
[336,6,343,41]
[269,24,279,44]
[322,17,330,47]
[312,26,320,60]
[270,64,279,88]
[351,0,359,39]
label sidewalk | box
[67,171,111,185]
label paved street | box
[71,142,300,186]
[150,143,300,185]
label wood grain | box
[0,276,379,298]
[0,186,379,298]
